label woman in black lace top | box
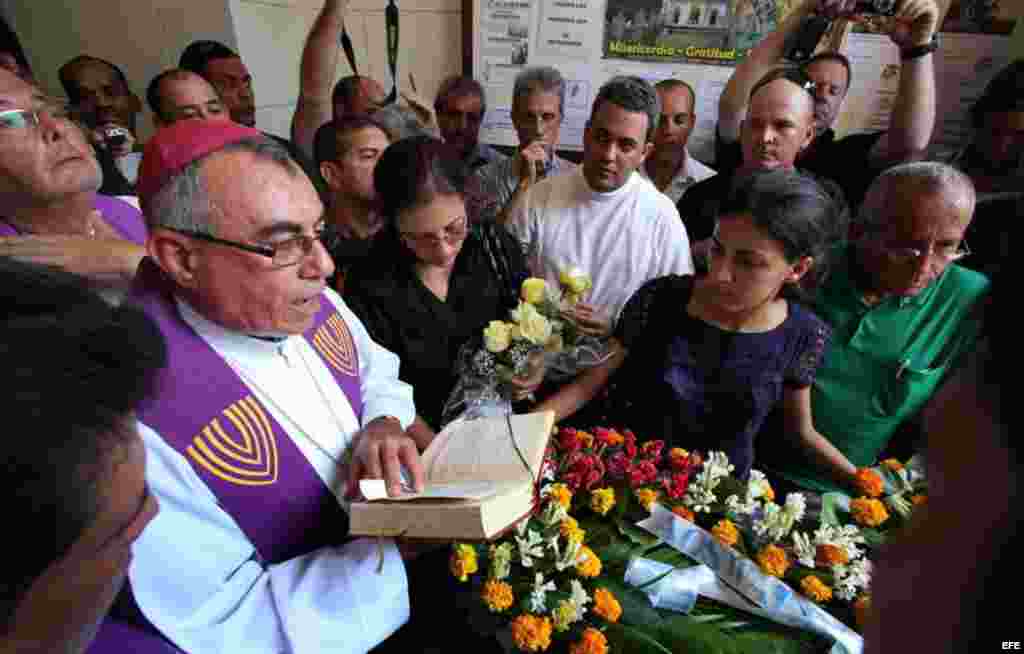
[344,136,532,446]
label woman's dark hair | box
[373,135,467,223]
[718,169,840,298]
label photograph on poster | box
[941,0,1017,34]
[601,0,797,65]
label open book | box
[349,411,555,540]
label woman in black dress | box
[344,136,536,448]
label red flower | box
[606,451,632,479]
[563,471,584,491]
[563,451,605,491]
[558,428,583,453]
[629,460,658,488]
[640,440,665,462]
[623,431,638,459]
[661,470,691,500]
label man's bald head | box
[147,69,227,126]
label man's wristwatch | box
[901,33,939,61]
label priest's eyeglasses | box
[173,223,326,268]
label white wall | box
[3,0,237,140]
[2,0,465,141]
[230,0,464,139]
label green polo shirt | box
[770,246,989,493]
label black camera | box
[784,0,898,62]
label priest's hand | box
[349,416,425,497]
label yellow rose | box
[521,277,549,304]
[511,302,553,346]
[559,266,592,295]
[483,320,512,353]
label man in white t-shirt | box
[506,75,694,326]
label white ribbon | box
[632,505,863,654]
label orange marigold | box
[575,545,602,578]
[482,579,514,613]
[601,429,625,446]
[511,614,553,652]
[815,543,850,567]
[853,594,872,631]
[756,544,790,577]
[569,627,608,654]
[800,575,833,603]
[711,519,739,547]
[592,587,622,623]
[855,468,885,498]
[672,505,695,522]
[850,497,890,527]
[881,458,904,472]
[762,481,776,502]
[547,483,572,509]
[911,494,927,506]
[635,487,659,511]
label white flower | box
[530,572,557,613]
[516,528,546,568]
[568,579,591,620]
[784,493,807,524]
[554,538,583,572]
[752,493,805,542]
[747,470,774,502]
[510,302,553,346]
[683,451,735,513]
[834,558,872,601]
[725,493,758,517]
[792,531,817,568]
[489,542,514,581]
[483,320,512,353]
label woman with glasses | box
[344,136,535,448]
[537,169,854,483]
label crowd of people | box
[0,0,1017,651]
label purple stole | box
[132,257,361,559]
[0,194,148,244]
[88,259,363,653]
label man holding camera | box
[717,0,939,209]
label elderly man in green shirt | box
[765,161,989,494]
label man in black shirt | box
[313,116,392,290]
[716,0,940,210]
[679,68,848,268]
[179,40,323,184]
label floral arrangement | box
[442,270,610,425]
[447,427,929,652]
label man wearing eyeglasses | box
[760,161,989,496]
[640,79,716,204]
[0,68,147,298]
[107,119,422,654]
